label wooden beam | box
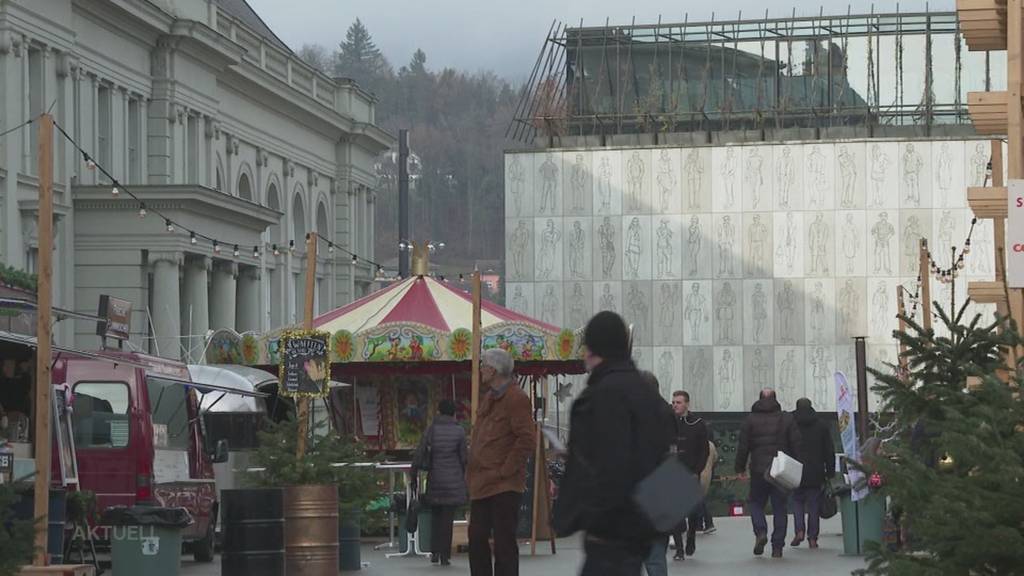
[967,186,1009,218]
[295,233,317,459]
[32,114,54,567]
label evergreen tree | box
[336,19,390,84]
[0,483,35,575]
[857,300,1024,576]
[408,49,428,76]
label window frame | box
[71,380,132,450]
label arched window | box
[267,183,281,239]
[238,173,252,201]
[215,167,223,192]
[292,191,306,244]
[316,201,329,238]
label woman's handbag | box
[819,483,839,519]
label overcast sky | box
[248,0,952,79]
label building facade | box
[0,0,391,359]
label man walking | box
[735,389,801,558]
[670,391,709,561]
[791,398,836,549]
[467,349,536,576]
[553,311,675,575]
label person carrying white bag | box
[734,389,803,559]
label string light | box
[351,254,358,264]
[289,239,295,253]
[190,232,197,245]
[328,243,335,254]
[253,245,260,258]
[165,219,174,233]
[213,241,220,254]
[138,204,147,218]
[111,185,120,197]
[83,152,95,170]
[272,244,280,256]
[232,244,240,257]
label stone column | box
[150,252,183,360]
[235,265,260,333]
[209,259,237,331]
[183,256,210,361]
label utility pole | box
[398,130,410,278]
[470,270,482,426]
[32,114,54,566]
[295,234,317,458]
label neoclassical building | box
[0,0,390,359]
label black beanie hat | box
[583,311,630,361]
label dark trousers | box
[792,486,822,539]
[748,475,789,549]
[670,512,699,554]
[699,502,715,529]
[431,504,456,559]
[469,491,521,576]
[580,538,645,576]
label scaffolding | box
[509,9,1003,143]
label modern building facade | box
[0,0,391,359]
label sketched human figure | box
[937,210,956,268]
[752,348,770,389]
[659,283,680,329]
[971,221,993,275]
[717,349,738,410]
[871,212,896,274]
[902,143,924,206]
[720,148,739,209]
[841,213,861,274]
[716,281,738,344]
[902,215,923,274]
[657,351,675,395]
[779,349,797,399]
[752,282,768,344]
[597,155,613,213]
[568,221,585,279]
[872,281,890,335]
[838,279,859,338]
[808,213,830,275]
[807,145,829,207]
[970,142,989,187]
[625,217,643,279]
[598,217,616,278]
[537,219,561,279]
[509,156,525,216]
[510,221,531,278]
[777,212,798,273]
[510,286,528,315]
[809,281,827,344]
[747,214,769,276]
[870,143,890,207]
[745,148,765,209]
[685,148,704,209]
[810,346,832,407]
[627,284,649,345]
[626,151,645,211]
[838,145,857,208]
[936,142,953,207]
[685,283,708,342]
[538,154,559,214]
[776,280,797,344]
[690,348,709,387]
[717,215,736,276]
[776,146,796,208]
[568,283,586,329]
[599,283,616,313]
[656,220,674,278]
[569,153,587,212]
[656,149,676,213]
[687,216,703,275]
[541,285,559,326]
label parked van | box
[53,350,232,562]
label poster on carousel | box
[835,371,869,502]
[278,330,330,398]
[1009,180,1024,288]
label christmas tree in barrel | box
[857,299,1024,576]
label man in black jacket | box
[735,389,802,558]
[552,311,675,576]
[791,398,835,549]
[670,390,708,561]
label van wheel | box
[193,521,215,563]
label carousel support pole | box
[918,239,933,332]
[296,234,318,459]
[471,270,482,426]
[32,113,54,567]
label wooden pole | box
[32,114,54,566]
[918,238,933,332]
[896,285,910,382]
[470,271,482,426]
[296,233,317,458]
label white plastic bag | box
[768,451,803,491]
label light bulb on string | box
[233,244,240,258]
[351,254,358,264]
[83,153,96,170]
[272,244,280,256]
[328,243,335,254]
[190,232,197,245]
[138,204,147,218]
[165,219,174,233]
[289,239,295,253]
[253,246,260,258]
[111,186,120,197]
[213,241,220,254]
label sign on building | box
[96,295,132,341]
[1010,180,1024,288]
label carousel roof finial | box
[411,241,430,277]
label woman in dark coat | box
[791,398,836,548]
[412,399,468,566]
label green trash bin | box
[839,491,884,556]
[397,508,432,554]
[103,506,193,576]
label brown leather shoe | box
[771,547,784,559]
[809,539,819,549]
[791,531,805,547]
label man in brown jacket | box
[467,348,536,576]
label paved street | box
[180,516,868,575]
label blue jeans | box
[642,536,668,576]
[748,475,789,549]
[792,486,822,539]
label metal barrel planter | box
[221,488,285,576]
[284,484,339,576]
